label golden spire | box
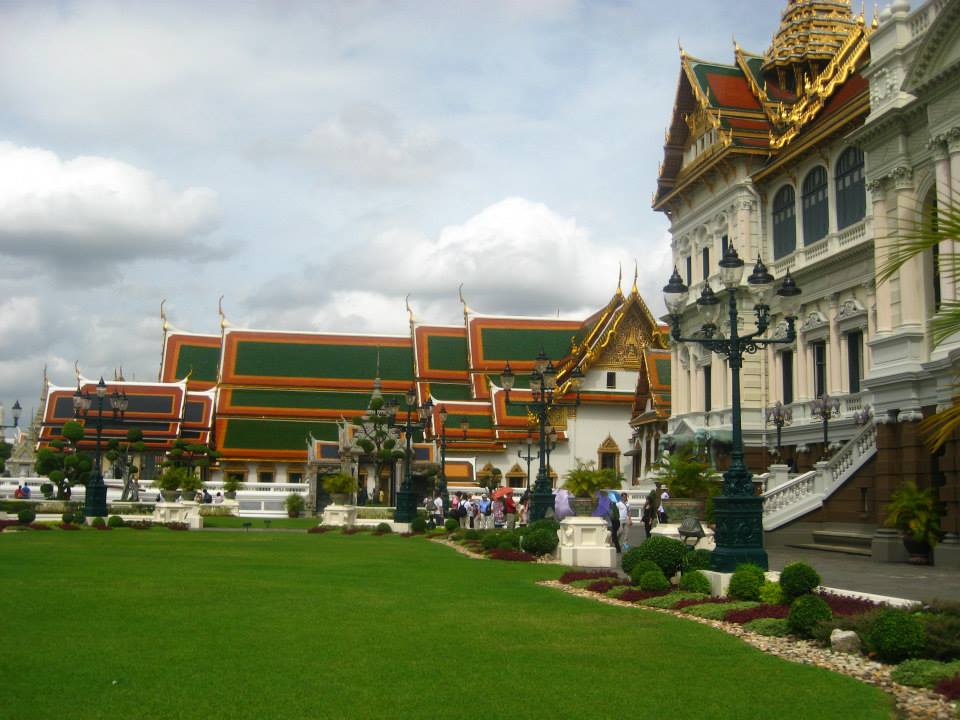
[617,262,623,294]
[458,283,472,319]
[160,299,169,333]
[632,260,639,295]
[218,295,230,332]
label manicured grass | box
[198,515,319,529]
[0,532,894,719]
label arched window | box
[835,147,865,229]
[802,166,829,245]
[773,185,797,259]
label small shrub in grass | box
[629,560,663,585]
[464,529,481,540]
[631,536,687,577]
[780,562,821,600]
[91,516,106,528]
[498,539,516,550]
[621,546,646,575]
[444,518,459,532]
[480,533,502,550]
[410,517,427,533]
[759,581,787,606]
[107,515,125,528]
[17,508,36,525]
[376,522,392,534]
[890,659,960,689]
[725,604,790,624]
[817,592,881,617]
[519,527,558,556]
[526,518,559,533]
[640,592,706,609]
[788,595,833,638]
[933,674,960,700]
[729,563,765,601]
[559,570,618,585]
[679,570,712,595]
[920,612,960,661]
[866,609,926,664]
[684,601,760,620]
[744,618,790,637]
[486,548,534,562]
[683,548,713,572]
[637,569,671,592]
[61,512,74,524]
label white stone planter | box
[558,517,617,568]
[321,504,357,527]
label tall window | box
[703,366,712,412]
[773,185,797,259]
[836,147,865,229]
[702,247,710,281]
[685,255,692,285]
[781,350,794,405]
[847,331,863,394]
[606,371,616,389]
[812,341,827,398]
[802,166,829,245]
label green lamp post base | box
[84,482,108,519]
[394,486,418,523]
[710,494,768,572]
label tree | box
[162,438,221,480]
[879,196,960,451]
[106,428,146,501]
[0,439,11,475]
[654,446,717,499]
[34,420,93,499]
[351,394,404,499]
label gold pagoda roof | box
[764,0,860,71]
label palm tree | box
[878,194,959,451]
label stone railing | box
[824,421,877,498]
[770,219,870,277]
[762,470,820,522]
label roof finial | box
[218,295,230,332]
[733,34,739,52]
[632,260,639,294]
[405,293,414,326]
[458,283,471,318]
[678,38,685,58]
[74,361,81,383]
[160,299,169,333]
[617,262,623,294]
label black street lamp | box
[0,400,22,435]
[517,432,538,492]
[394,386,433,523]
[501,351,583,522]
[435,404,469,514]
[765,401,793,459]
[73,378,128,518]
[663,247,802,571]
[810,394,841,459]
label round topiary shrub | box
[632,536,687,577]
[376,522,392,534]
[91,516,106,528]
[729,563,766,601]
[787,594,833,638]
[520,527,558,556]
[17,508,37,525]
[410,516,427,533]
[759,580,787,606]
[637,569,671,592]
[464,529,481,540]
[61,512,74,525]
[679,570,712,595]
[628,559,663,585]
[481,533,502,550]
[621,546,646,575]
[866,609,927,664]
[526,518,560,533]
[683,548,713,571]
[107,515,125,528]
[780,562,821,600]
[444,518,459,532]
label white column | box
[870,180,893,334]
[828,294,843,395]
[639,429,648,481]
[894,170,927,326]
[275,463,288,483]
[245,462,257,483]
[863,281,876,373]
[796,321,809,401]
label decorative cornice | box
[892,165,914,190]
[836,298,867,322]
[801,310,829,332]
[897,408,924,423]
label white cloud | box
[0,142,220,262]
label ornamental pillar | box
[893,168,926,326]
[863,281,876,372]
[828,294,843,395]
[869,179,893,333]
[795,319,809,401]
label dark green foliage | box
[632,535,687,577]
[285,493,306,517]
[61,512,74,524]
[682,548,713,571]
[759,581,787,606]
[526,519,560,533]
[890,659,960,689]
[40,483,54,499]
[683,601,760,620]
[629,559,663,585]
[780,562,821,600]
[637,569,671,591]
[498,539,515,550]
[444,518,459,532]
[679,570,712,595]
[463,529,481,540]
[481,533,502,550]
[410,517,427,533]
[729,563,765,601]
[17,508,36,524]
[91,516,106,528]
[919,613,960,661]
[376,522,392,534]
[107,515,125,528]
[34,420,92,499]
[866,609,926,664]
[788,595,833,638]
[519,527,558,556]
[744,618,790,637]
[621,546,645,575]
[639,591,706,609]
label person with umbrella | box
[593,491,620,553]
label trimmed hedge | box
[787,595,832,638]
[637,569,671,592]
[630,536,687,577]
[744,618,790,637]
[866,609,926,664]
[628,559,663,585]
[780,562,821,600]
[729,563,765,601]
[679,570,712,595]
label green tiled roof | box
[233,341,413,381]
[176,345,220,382]
[428,383,473,401]
[444,414,493,430]
[230,389,406,411]
[479,328,573,362]
[426,335,468,371]
[655,358,672,384]
[222,418,339,450]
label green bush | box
[682,548,713,571]
[520,527,558,556]
[17,508,36,524]
[107,515,125,528]
[890,659,960,689]
[744,618,790,637]
[679,570,712,595]
[526,518,560,533]
[920,612,960,661]
[606,585,632,599]
[444,518,459,532]
[780,562,821,600]
[410,517,427,533]
[683,601,759,620]
[376,522,392,534]
[285,493,306,517]
[637,569,671,592]
[759,580,787,606]
[40,483,54,499]
[61,512,74,524]
[729,563,766,601]
[464,529,481,540]
[640,591,706,609]
[628,560,663,585]
[481,533,502,550]
[497,538,515,550]
[866,609,926,664]
[621,546,646,575]
[91,516,106,528]
[787,595,833,638]
[631,536,687,577]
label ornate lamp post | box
[810,394,841,459]
[394,387,433,523]
[517,431,538,492]
[663,246,802,571]
[435,405,469,514]
[73,378,128,518]
[853,403,874,426]
[0,399,22,438]
[501,351,583,522]
[765,401,793,459]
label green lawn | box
[0,531,893,719]
[199,515,320,529]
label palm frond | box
[919,397,960,453]
[930,302,960,346]
[877,194,960,286]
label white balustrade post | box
[813,461,831,495]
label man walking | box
[616,492,630,549]
[504,493,516,529]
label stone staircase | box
[762,420,878,532]
[788,524,875,556]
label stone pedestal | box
[558,517,616,569]
[322,504,357,527]
[933,533,960,569]
[152,502,203,529]
[871,528,909,563]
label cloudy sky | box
[0,0,783,420]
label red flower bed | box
[673,596,732,611]
[341,527,368,535]
[165,522,188,531]
[587,580,629,594]
[307,526,335,534]
[28,523,53,531]
[817,591,881,617]
[0,519,20,530]
[487,548,535,562]
[934,674,960,700]
[619,589,671,602]
[57,522,81,530]
[725,604,790,624]
[94,525,113,531]
[127,521,152,530]
[559,570,619,585]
